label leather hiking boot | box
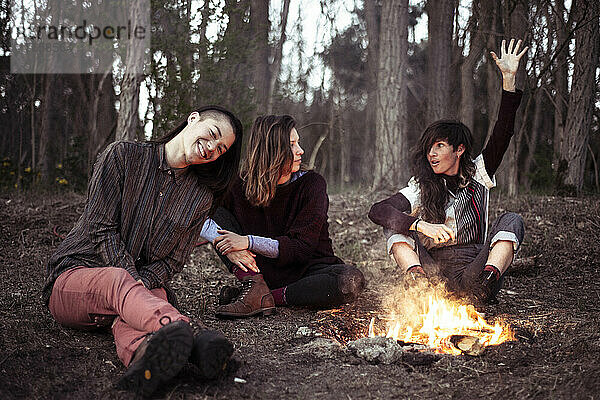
[218,285,241,305]
[402,266,428,289]
[190,330,234,379]
[471,270,499,305]
[116,319,194,397]
[188,320,234,380]
[215,274,275,318]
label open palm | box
[491,39,528,75]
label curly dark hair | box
[411,120,476,223]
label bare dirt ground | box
[1,190,599,399]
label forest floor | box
[1,190,599,399]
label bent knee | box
[498,212,524,228]
[106,267,133,282]
[496,212,525,237]
[103,267,139,294]
[337,266,365,302]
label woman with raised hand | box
[369,39,528,304]
[43,106,243,396]
[200,115,365,318]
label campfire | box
[363,281,514,356]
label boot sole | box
[215,307,276,318]
[116,320,194,397]
[191,331,234,380]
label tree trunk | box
[522,89,543,190]
[552,0,569,170]
[37,75,58,185]
[250,0,270,113]
[372,0,409,190]
[363,1,380,186]
[115,0,145,141]
[560,0,599,193]
[484,4,503,157]
[88,72,116,175]
[267,0,291,113]
[503,1,529,196]
[460,0,492,132]
[426,0,454,123]
[327,97,335,186]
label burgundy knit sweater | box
[222,171,342,289]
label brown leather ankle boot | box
[215,274,275,318]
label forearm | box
[502,73,516,92]
[481,89,523,176]
[138,261,173,289]
[139,223,203,288]
[90,219,140,281]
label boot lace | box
[238,279,254,298]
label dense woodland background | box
[0,0,599,196]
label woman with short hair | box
[44,106,243,396]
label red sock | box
[233,266,258,280]
[271,287,287,306]
[483,265,501,280]
[406,265,425,274]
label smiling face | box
[427,140,465,176]
[182,113,235,166]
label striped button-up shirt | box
[43,141,212,304]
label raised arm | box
[490,38,528,93]
[482,38,528,176]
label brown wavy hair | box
[241,115,296,207]
[411,120,476,223]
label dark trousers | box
[212,207,365,308]
[416,212,525,297]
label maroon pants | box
[48,266,189,367]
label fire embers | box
[366,280,514,356]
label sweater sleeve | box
[86,142,140,281]
[481,89,523,177]
[274,174,330,268]
[368,192,416,235]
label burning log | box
[448,335,484,356]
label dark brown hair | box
[241,115,296,207]
[411,120,476,223]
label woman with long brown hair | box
[44,106,243,396]
[369,39,527,304]
[200,115,365,318]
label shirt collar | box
[157,143,189,181]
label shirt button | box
[159,191,163,197]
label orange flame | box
[369,285,514,354]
